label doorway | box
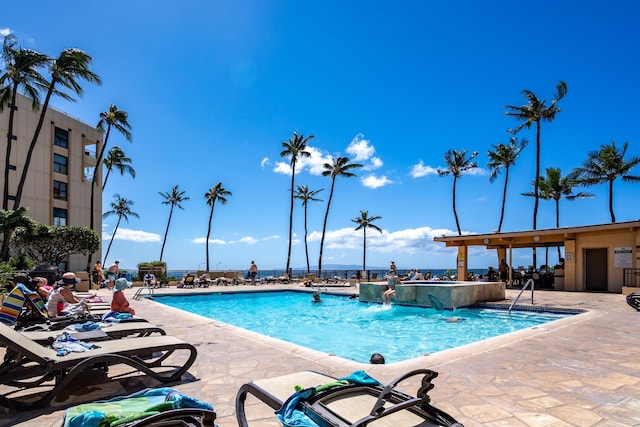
[585,248,608,291]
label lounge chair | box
[235,369,463,426]
[183,275,196,288]
[0,322,197,410]
[626,292,640,311]
[21,320,166,343]
[63,387,216,427]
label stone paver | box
[2,284,640,426]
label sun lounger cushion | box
[63,387,215,427]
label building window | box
[54,127,69,148]
[53,208,67,226]
[53,180,68,200]
[53,154,68,174]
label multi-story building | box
[0,93,103,271]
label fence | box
[623,268,640,287]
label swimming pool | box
[154,291,575,364]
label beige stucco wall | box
[570,228,639,293]
[0,94,103,271]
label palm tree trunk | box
[498,167,509,232]
[0,230,12,261]
[533,122,541,230]
[13,84,56,210]
[160,206,174,262]
[304,204,310,274]
[103,217,121,266]
[102,167,112,191]
[608,180,615,222]
[452,177,461,236]
[286,166,296,274]
[362,228,367,270]
[3,87,19,210]
[87,126,112,270]
[318,179,336,276]
[205,204,215,271]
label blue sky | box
[3,1,639,272]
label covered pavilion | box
[434,220,640,293]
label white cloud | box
[410,161,439,178]
[102,228,161,243]
[307,225,460,255]
[364,157,383,171]
[346,133,375,161]
[273,145,333,176]
[0,28,11,37]
[260,157,270,168]
[192,237,226,244]
[240,236,258,244]
[361,174,393,189]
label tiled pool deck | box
[3,284,640,426]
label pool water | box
[154,291,573,364]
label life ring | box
[626,292,640,311]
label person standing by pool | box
[107,261,119,290]
[248,260,258,285]
[93,261,105,286]
[389,261,397,275]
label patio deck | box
[3,284,640,426]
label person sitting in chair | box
[143,273,157,287]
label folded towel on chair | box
[63,387,215,427]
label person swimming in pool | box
[312,291,322,303]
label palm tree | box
[102,194,138,265]
[0,207,36,262]
[523,168,593,227]
[0,34,49,209]
[523,167,593,259]
[159,185,189,262]
[352,210,382,271]
[102,146,135,190]
[89,104,132,262]
[293,184,323,274]
[505,81,567,230]
[437,149,479,236]
[487,137,528,232]
[280,131,313,276]
[92,105,132,226]
[573,141,640,222]
[204,183,231,271]
[318,156,362,276]
[13,47,101,209]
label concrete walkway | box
[3,284,640,426]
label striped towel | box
[0,284,28,325]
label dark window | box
[54,127,69,148]
[53,154,68,174]
[53,180,67,200]
[8,165,16,170]
[53,208,67,226]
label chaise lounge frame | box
[0,323,197,410]
[235,369,463,426]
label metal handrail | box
[508,278,535,315]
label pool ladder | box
[508,278,535,315]
[133,285,154,300]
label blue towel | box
[72,321,100,332]
[52,332,100,356]
[275,371,381,426]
